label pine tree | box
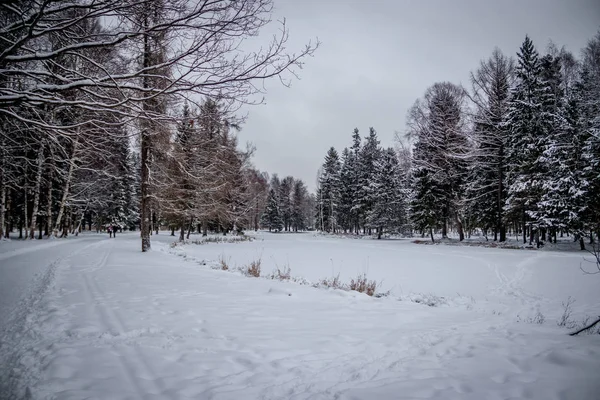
[466,48,515,241]
[505,36,546,244]
[579,33,600,245]
[261,188,283,232]
[338,148,355,232]
[349,128,362,233]
[291,179,308,231]
[279,176,294,231]
[408,82,469,240]
[356,127,381,234]
[536,53,571,242]
[317,147,342,232]
[366,148,406,239]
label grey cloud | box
[238,0,600,191]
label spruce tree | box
[261,188,283,232]
[367,148,406,239]
[356,128,381,234]
[338,148,355,232]
[505,35,546,244]
[318,147,342,232]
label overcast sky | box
[238,0,600,191]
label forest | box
[1,1,599,252]
[315,33,600,249]
[0,0,318,251]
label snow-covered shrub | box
[268,265,291,281]
[517,310,545,324]
[349,273,377,296]
[219,256,229,271]
[408,293,447,307]
[316,273,345,290]
[557,296,576,328]
[245,259,261,277]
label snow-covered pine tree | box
[261,188,283,232]
[349,128,362,233]
[279,176,294,231]
[291,179,309,231]
[465,49,515,241]
[408,82,469,240]
[505,36,546,244]
[338,148,355,232]
[356,127,381,234]
[536,53,571,243]
[579,32,600,245]
[318,147,342,233]
[366,148,406,239]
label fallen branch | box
[569,316,600,336]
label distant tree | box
[367,148,406,239]
[261,188,283,232]
[291,179,309,231]
[317,147,342,232]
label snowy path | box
[0,235,106,331]
[1,233,599,399]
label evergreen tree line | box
[260,174,316,232]
[316,128,409,239]
[0,1,317,250]
[317,32,600,249]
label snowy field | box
[1,231,599,399]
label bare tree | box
[1,0,318,251]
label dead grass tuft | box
[317,273,344,290]
[269,264,291,281]
[245,258,261,277]
[219,256,229,271]
[349,273,378,296]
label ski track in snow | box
[1,232,599,399]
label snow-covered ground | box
[1,231,599,399]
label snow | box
[1,232,599,399]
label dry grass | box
[219,256,229,271]
[269,265,292,281]
[245,259,261,277]
[349,273,378,296]
[317,273,344,290]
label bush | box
[245,259,261,277]
[349,273,377,296]
[557,296,576,328]
[316,273,344,290]
[219,256,229,271]
[269,264,291,281]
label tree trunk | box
[23,185,28,240]
[45,175,52,236]
[522,210,527,244]
[54,137,78,237]
[456,217,465,241]
[0,171,5,240]
[579,236,585,251]
[170,226,175,236]
[29,142,45,239]
[377,227,382,240]
[186,219,193,239]
[74,204,88,236]
[202,220,208,236]
[429,227,434,243]
[140,12,152,252]
[497,142,506,242]
[179,222,185,242]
